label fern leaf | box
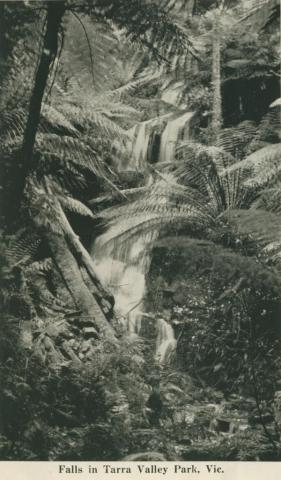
[224,143,281,188]
[58,196,95,219]
[5,230,41,267]
[26,258,53,274]
[41,104,79,136]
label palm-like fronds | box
[58,194,95,219]
[172,142,247,212]
[56,100,134,139]
[224,143,281,188]
[97,136,281,260]
[94,172,217,255]
[78,0,197,63]
[0,96,129,193]
[95,143,242,252]
[35,133,108,178]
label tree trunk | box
[47,231,117,342]
[211,11,222,145]
[56,203,114,311]
[16,1,66,210]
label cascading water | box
[93,235,150,333]
[159,111,194,164]
[126,112,175,170]
[92,108,193,363]
[155,318,177,364]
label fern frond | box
[56,102,132,139]
[35,133,108,179]
[85,0,197,63]
[94,174,215,253]
[224,143,281,188]
[0,109,26,145]
[172,142,244,211]
[41,104,79,136]
[26,258,53,274]
[95,208,208,256]
[58,195,95,219]
[101,175,214,220]
[5,230,41,267]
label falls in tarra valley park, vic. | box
[92,107,194,364]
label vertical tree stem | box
[16,1,66,210]
[211,10,222,145]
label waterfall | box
[93,234,151,333]
[129,122,151,171]
[155,318,177,364]
[92,108,193,363]
[127,112,175,170]
[159,111,194,164]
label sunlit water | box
[92,109,193,363]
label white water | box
[93,236,149,333]
[155,318,177,363]
[92,109,193,363]
[127,112,174,170]
[159,111,194,164]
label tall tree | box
[211,5,223,143]
[18,0,66,210]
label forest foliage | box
[1,0,281,461]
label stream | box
[92,97,194,364]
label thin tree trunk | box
[16,1,66,210]
[211,11,222,145]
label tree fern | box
[96,137,281,260]
[172,142,247,211]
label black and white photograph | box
[1,0,281,469]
